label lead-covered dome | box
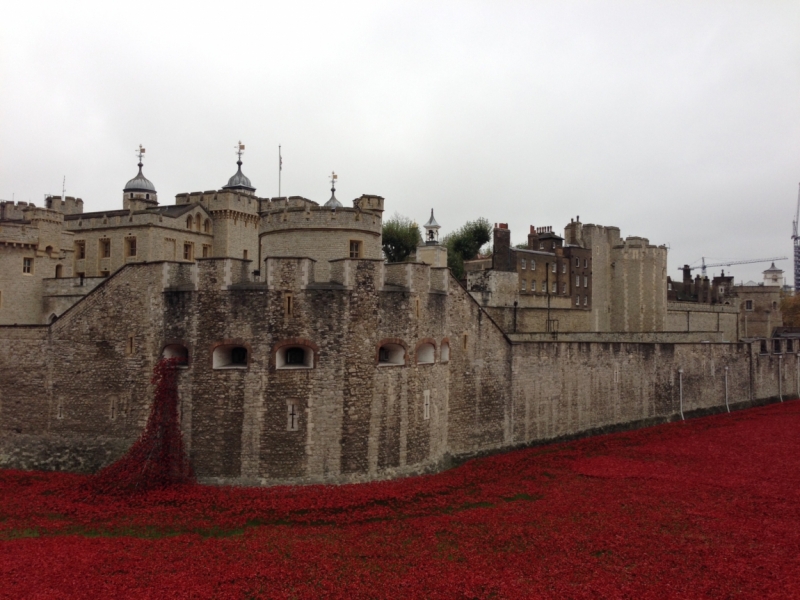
[223,159,255,192]
[123,162,157,193]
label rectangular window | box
[423,390,431,420]
[183,242,193,261]
[562,263,566,274]
[552,282,557,293]
[531,260,536,271]
[463,333,468,350]
[349,240,362,258]
[287,402,299,431]
[521,258,526,270]
[745,300,754,311]
[531,280,536,291]
[285,293,293,317]
[126,335,135,355]
[584,258,588,268]
[562,282,566,294]
[576,296,580,306]
[126,237,137,257]
[100,239,111,258]
[521,279,526,291]
[576,275,580,287]
[56,399,63,420]
[22,257,33,274]
[584,275,588,287]
[584,295,588,306]
[575,258,580,267]
[243,249,248,260]
[539,243,543,250]
[75,241,86,259]
[551,263,556,273]
[109,397,118,421]
[202,245,211,258]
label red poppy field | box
[2,400,800,599]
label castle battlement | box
[175,189,260,215]
[44,195,84,215]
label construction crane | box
[685,256,787,278]
[792,183,800,292]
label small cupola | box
[423,209,441,245]
[323,171,342,209]
[222,141,256,194]
[123,145,158,208]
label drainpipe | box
[779,354,783,402]
[678,368,684,421]
[724,366,730,413]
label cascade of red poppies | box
[90,357,194,494]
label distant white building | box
[763,263,784,287]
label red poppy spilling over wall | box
[89,357,194,495]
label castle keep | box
[0,150,791,484]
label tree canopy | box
[382,213,422,263]
[780,293,800,327]
[442,218,492,280]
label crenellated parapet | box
[44,195,84,215]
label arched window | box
[162,344,189,366]
[378,342,405,366]
[213,344,248,369]
[204,219,211,233]
[416,343,435,365]
[276,345,314,369]
[186,215,193,230]
[440,341,450,363]
[196,215,202,231]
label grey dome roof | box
[223,160,255,191]
[123,162,157,193]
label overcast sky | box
[2,1,798,283]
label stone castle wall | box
[0,259,790,485]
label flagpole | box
[278,145,282,198]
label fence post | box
[724,366,730,413]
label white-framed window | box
[521,279,526,291]
[22,257,33,274]
[378,343,405,366]
[562,263,566,273]
[562,283,566,294]
[276,345,314,369]
[213,345,248,369]
[551,263,556,273]
[575,258,580,267]
[575,296,580,306]
[416,343,435,365]
[576,275,580,287]
[539,243,543,250]
[521,258,526,270]
[584,259,588,268]
[423,390,431,420]
[552,282,557,293]
[584,276,588,287]
[531,260,536,271]
[162,344,189,366]
[531,280,536,291]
